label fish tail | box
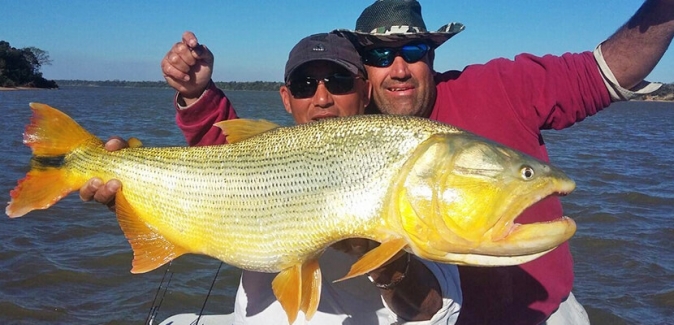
[6,103,103,218]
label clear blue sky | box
[3,0,672,83]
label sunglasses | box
[363,42,431,67]
[287,74,360,99]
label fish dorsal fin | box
[335,238,407,282]
[214,119,281,143]
[271,258,323,324]
[115,190,187,274]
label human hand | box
[161,31,215,103]
[79,137,132,211]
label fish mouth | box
[450,181,578,266]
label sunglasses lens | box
[364,43,430,67]
[400,43,430,63]
[364,48,394,67]
[288,79,318,99]
[324,74,355,95]
[288,74,356,98]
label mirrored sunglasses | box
[363,42,431,67]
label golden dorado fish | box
[7,103,576,324]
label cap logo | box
[312,44,326,52]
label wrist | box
[177,81,212,108]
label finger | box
[104,137,130,151]
[194,44,214,65]
[162,57,189,82]
[80,178,103,201]
[93,179,121,206]
[182,31,199,49]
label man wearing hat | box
[83,31,464,324]
[84,1,673,323]
[333,0,673,324]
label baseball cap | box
[284,33,365,82]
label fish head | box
[390,133,576,266]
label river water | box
[1,87,672,324]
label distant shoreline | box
[0,87,44,91]
[3,85,672,101]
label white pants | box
[542,292,590,325]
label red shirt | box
[175,81,236,146]
[431,51,610,325]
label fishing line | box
[194,262,224,325]
[145,261,174,325]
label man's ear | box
[279,85,293,114]
[363,79,373,108]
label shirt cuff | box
[593,44,662,102]
[175,81,214,110]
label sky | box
[3,0,673,83]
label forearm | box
[175,80,238,146]
[369,254,443,321]
[602,0,674,88]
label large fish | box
[7,103,576,324]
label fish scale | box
[8,103,578,323]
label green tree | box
[0,40,57,88]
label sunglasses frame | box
[363,42,431,68]
[287,74,361,99]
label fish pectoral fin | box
[300,259,322,320]
[115,190,187,274]
[214,119,281,143]
[335,237,407,282]
[272,264,302,324]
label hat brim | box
[333,22,465,49]
[286,58,361,82]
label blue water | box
[0,87,672,324]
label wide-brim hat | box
[332,0,464,49]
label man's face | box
[280,61,371,125]
[363,42,436,117]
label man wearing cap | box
[332,0,674,324]
[82,31,464,324]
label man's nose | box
[312,81,334,107]
[388,56,412,79]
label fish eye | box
[520,166,535,180]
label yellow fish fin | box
[115,190,187,274]
[335,237,408,282]
[127,137,143,148]
[6,103,101,218]
[300,258,322,320]
[214,119,281,143]
[272,264,302,324]
[6,169,83,218]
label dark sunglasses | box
[287,74,360,99]
[363,42,431,67]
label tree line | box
[56,79,284,92]
[0,41,57,88]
